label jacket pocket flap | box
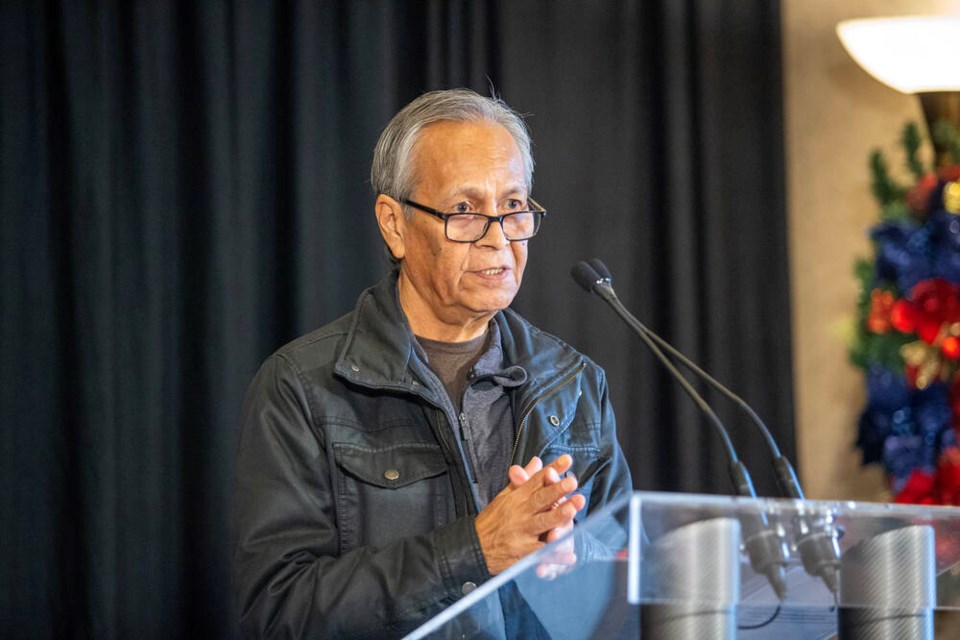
[334,442,447,488]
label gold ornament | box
[945,181,960,215]
[900,340,944,389]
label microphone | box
[570,260,790,600]
[576,258,841,596]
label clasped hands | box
[475,454,585,578]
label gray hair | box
[370,89,534,208]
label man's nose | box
[477,216,510,248]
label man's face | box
[390,120,530,335]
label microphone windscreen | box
[570,261,601,292]
[587,258,612,282]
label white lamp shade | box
[836,16,960,94]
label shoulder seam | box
[272,352,321,433]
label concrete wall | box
[782,0,960,500]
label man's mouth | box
[477,267,506,276]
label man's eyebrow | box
[447,185,527,200]
[500,186,527,199]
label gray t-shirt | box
[415,333,487,411]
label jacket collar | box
[333,269,421,394]
[334,269,583,398]
[494,307,583,394]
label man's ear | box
[375,194,406,261]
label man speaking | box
[233,88,632,638]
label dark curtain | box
[1,1,791,637]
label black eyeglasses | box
[402,198,547,243]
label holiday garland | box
[851,119,960,505]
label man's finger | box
[521,454,572,490]
[530,474,579,512]
[525,456,543,476]
[531,499,579,533]
[507,465,529,487]
[536,550,578,580]
[544,525,571,544]
[546,453,573,474]
[566,493,586,512]
[507,456,544,488]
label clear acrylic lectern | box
[406,492,960,639]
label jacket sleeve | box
[578,367,634,556]
[597,368,633,501]
[232,354,490,639]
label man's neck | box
[397,272,492,342]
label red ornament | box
[939,165,960,183]
[943,336,960,360]
[866,290,894,333]
[894,469,937,504]
[936,448,960,506]
[893,448,960,506]
[890,299,915,333]
[907,279,960,344]
[906,173,939,214]
[905,364,920,388]
[918,322,941,345]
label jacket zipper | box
[430,408,466,516]
[510,361,586,464]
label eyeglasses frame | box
[401,197,547,243]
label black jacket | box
[233,271,633,638]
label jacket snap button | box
[549,415,561,427]
[384,469,400,481]
[461,581,477,595]
[350,364,360,372]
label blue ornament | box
[871,221,919,286]
[883,435,933,490]
[858,367,912,465]
[913,382,950,436]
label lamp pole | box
[918,92,960,169]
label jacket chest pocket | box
[333,442,453,552]
[539,440,604,525]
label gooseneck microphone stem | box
[645,323,806,499]
[598,281,755,497]
[575,258,842,598]
[584,259,805,499]
[637,326,782,455]
[572,261,789,600]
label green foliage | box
[849,258,910,372]
[853,257,874,309]
[869,149,907,210]
[881,201,911,221]
[932,119,960,164]
[849,330,911,371]
[850,257,874,368]
[902,122,926,179]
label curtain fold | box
[1,1,790,636]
